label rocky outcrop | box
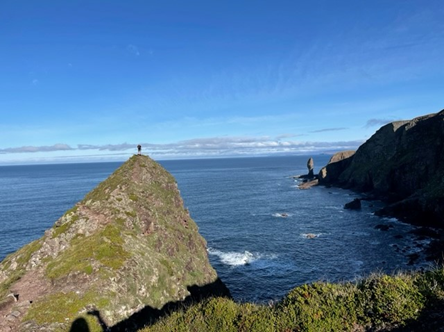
[294,158,319,189]
[0,155,229,331]
[298,179,319,190]
[307,157,314,178]
[344,198,361,210]
[319,110,444,227]
[318,150,355,184]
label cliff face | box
[0,155,229,331]
[318,150,356,184]
[319,110,444,226]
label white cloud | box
[0,144,73,154]
[0,135,363,164]
[78,136,362,157]
[78,143,134,151]
[0,137,363,162]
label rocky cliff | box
[0,155,229,331]
[318,150,355,185]
[319,110,444,227]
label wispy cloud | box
[310,127,348,133]
[275,134,304,140]
[0,137,363,159]
[0,144,73,154]
[78,143,134,151]
[140,136,363,158]
[364,118,393,128]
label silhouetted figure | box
[70,317,90,332]
[137,145,142,155]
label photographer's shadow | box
[70,278,230,332]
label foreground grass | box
[140,267,444,332]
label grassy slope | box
[140,267,444,332]
[0,155,220,331]
[25,156,218,326]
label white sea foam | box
[301,233,322,239]
[385,217,401,223]
[207,248,277,266]
[208,248,256,266]
[272,213,292,218]
[328,205,342,210]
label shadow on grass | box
[386,298,444,332]
[70,317,90,332]
[70,278,230,332]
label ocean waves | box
[207,248,278,267]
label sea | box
[0,156,432,303]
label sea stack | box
[307,157,314,178]
[0,155,229,331]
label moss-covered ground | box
[139,266,444,332]
[24,290,110,331]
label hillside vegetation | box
[140,267,444,332]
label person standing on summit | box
[137,144,142,155]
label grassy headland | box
[139,266,444,332]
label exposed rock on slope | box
[0,155,229,331]
[319,110,444,227]
[318,150,355,184]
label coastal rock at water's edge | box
[294,158,319,189]
[344,198,361,210]
[319,110,444,227]
[0,155,229,331]
[298,179,319,190]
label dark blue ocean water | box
[0,156,431,302]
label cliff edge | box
[319,110,444,227]
[0,155,229,331]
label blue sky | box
[1,0,443,164]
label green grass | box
[140,267,444,332]
[52,215,79,238]
[64,206,79,216]
[25,289,110,331]
[45,224,131,280]
[129,193,139,201]
[125,210,137,218]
